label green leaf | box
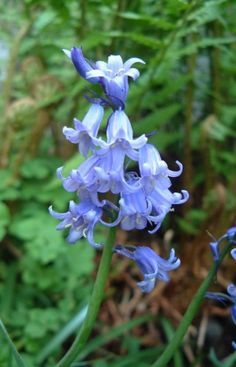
[0,202,10,240]
[76,315,153,360]
[36,305,88,364]
[134,104,181,135]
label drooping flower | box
[63,47,145,108]
[62,103,104,157]
[209,241,220,262]
[139,144,183,192]
[49,199,103,249]
[114,245,181,293]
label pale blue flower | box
[209,241,220,261]
[139,144,183,192]
[63,103,104,157]
[49,199,103,248]
[114,245,181,293]
[63,47,145,108]
[227,227,236,246]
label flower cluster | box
[50,47,189,292]
[206,226,236,349]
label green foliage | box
[0,0,236,365]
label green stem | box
[151,242,232,367]
[56,227,116,367]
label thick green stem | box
[56,227,116,367]
[151,242,232,367]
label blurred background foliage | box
[0,0,236,366]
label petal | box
[49,205,67,220]
[113,245,136,260]
[62,49,71,59]
[82,103,104,137]
[121,215,136,231]
[79,135,91,157]
[125,68,140,80]
[231,248,236,260]
[67,227,83,243]
[210,241,220,261]
[86,69,106,79]
[137,278,156,293]
[105,78,128,107]
[173,190,189,204]
[71,47,99,83]
[124,57,145,70]
[167,161,183,177]
[227,284,236,298]
[231,305,236,325]
[87,225,103,249]
[63,126,82,144]
[96,60,108,70]
[107,55,123,71]
[128,134,147,150]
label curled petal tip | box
[62,48,71,59]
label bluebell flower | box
[63,47,145,108]
[57,147,138,196]
[118,186,153,231]
[227,226,236,243]
[147,187,189,234]
[63,47,99,84]
[63,103,104,157]
[114,245,181,293]
[209,241,220,262]
[49,199,103,248]
[139,144,183,192]
[105,110,147,154]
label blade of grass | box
[76,314,153,361]
[0,319,27,367]
[209,349,236,367]
[36,305,88,364]
[160,317,183,367]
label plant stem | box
[56,227,116,367]
[151,242,232,367]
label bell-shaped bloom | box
[63,47,99,84]
[57,146,138,196]
[63,47,145,108]
[63,103,104,157]
[114,245,181,293]
[209,241,220,262]
[49,200,103,248]
[139,144,183,193]
[118,187,152,231]
[227,227,236,244]
[148,187,189,233]
[106,110,147,157]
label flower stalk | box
[56,226,116,367]
[151,241,232,367]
